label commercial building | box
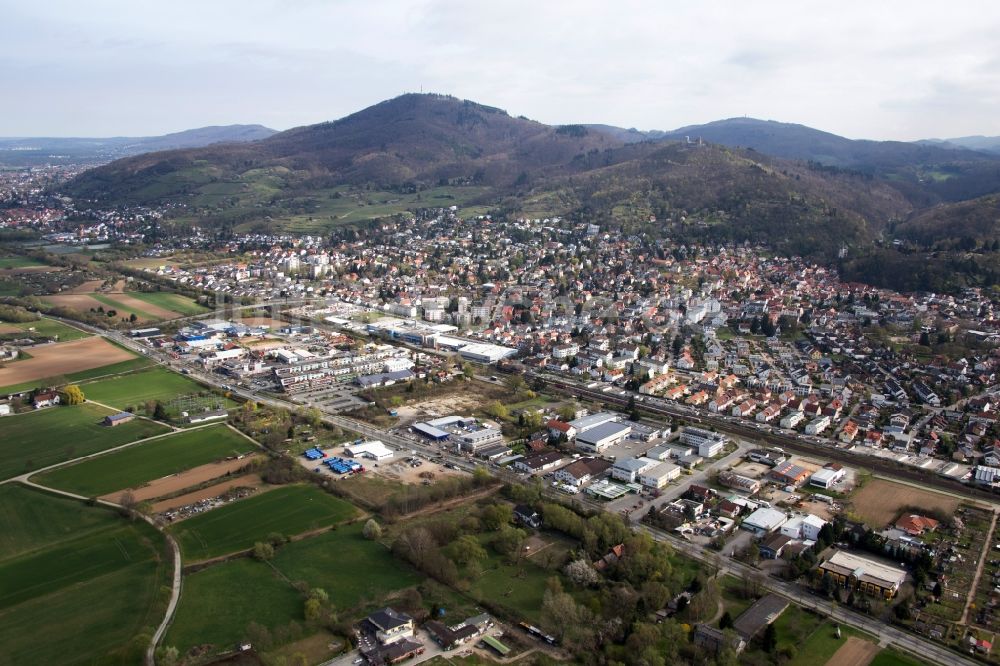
[345,440,395,460]
[612,457,658,483]
[513,450,564,474]
[809,466,846,489]
[576,421,632,454]
[780,514,827,541]
[553,457,612,486]
[680,427,726,457]
[818,550,907,599]
[741,507,788,535]
[638,462,681,489]
[770,461,811,487]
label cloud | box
[1,0,999,139]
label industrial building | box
[576,421,631,454]
[741,507,788,535]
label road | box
[51,316,993,664]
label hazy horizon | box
[3,0,999,141]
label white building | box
[345,440,394,460]
[780,412,805,429]
[576,421,632,454]
[612,457,658,483]
[780,514,827,541]
[680,427,727,458]
[638,462,681,489]
[741,507,788,535]
[809,467,846,489]
[805,415,831,435]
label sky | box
[3,1,1000,141]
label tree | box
[153,401,168,421]
[563,559,601,586]
[762,623,777,653]
[719,611,733,629]
[446,534,488,566]
[481,503,513,530]
[61,384,85,405]
[557,404,578,421]
[362,519,382,540]
[253,541,275,561]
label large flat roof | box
[577,421,631,443]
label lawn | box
[170,484,360,561]
[0,402,169,480]
[869,650,929,666]
[82,366,223,410]
[0,484,169,665]
[466,545,556,623]
[34,424,257,496]
[4,317,90,341]
[124,291,210,316]
[164,558,305,654]
[272,522,422,612]
[788,622,875,666]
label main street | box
[80,320,987,665]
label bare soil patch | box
[44,293,109,312]
[825,636,879,666]
[149,473,264,513]
[99,453,263,503]
[0,323,19,333]
[371,457,465,484]
[850,478,960,528]
[64,280,105,294]
[392,386,510,425]
[0,336,135,386]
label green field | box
[82,366,224,410]
[1,318,90,342]
[467,549,554,623]
[124,291,210,316]
[0,403,169,480]
[34,424,257,496]
[272,522,421,611]
[0,256,46,269]
[0,484,169,665]
[170,484,359,560]
[164,558,304,654]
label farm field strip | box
[100,454,264,503]
[168,484,359,560]
[33,424,258,497]
[0,336,139,393]
[0,317,91,341]
[0,402,170,481]
[151,473,264,513]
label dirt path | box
[0,336,136,386]
[825,636,880,666]
[99,454,263,503]
[961,508,999,625]
[151,473,263,513]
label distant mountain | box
[654,117,1000,204]
[919,136,1000,155]
[64,94,623,202]
[0,125,276,166]
[583,124,668,144]
[55,94,1000,290]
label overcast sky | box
[3,0,999,140]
